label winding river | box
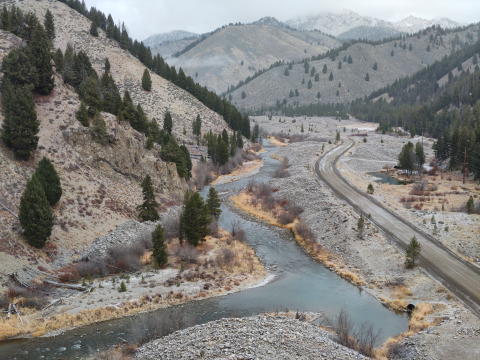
[2,141,408,359]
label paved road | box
[315,138,480,317]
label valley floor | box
[231,115,480,359]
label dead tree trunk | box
[43,280,86,290]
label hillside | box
[0,0,235,276]
[143,30,198,48]
[151,38,197,59]
[166,24,341,94]
[228,26,478,109]
[285,10,465,40]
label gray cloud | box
[87,0,480,40]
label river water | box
[2,141,408,359]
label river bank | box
[248,115,480,359]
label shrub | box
[285,202,304,216]
[278,211,295,225]
[119,281,127,292]
[294,220,316,244]
[235,229,247,242]
[176,244,199,264]
[76,259,107,278]
[208,217,219,237]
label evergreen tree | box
[236,130,244,148]
[222,128,229,146]
[230,132,237,156]
[152,223,168,266]
[338,61,342,69]
[335,130,340,143]
[315,73,319,81]
[365,73,370,81]
[426,44,430,52]
[466,196,474,214]
[62,44,76,86]
[206,187,222,218]
[1,84,39,160]
[398,141,416,174]
[322,64,327,74]
[241,91,246,99]
[367,183,374,195]
[405,235,421,268]
[301,123,304,132]
[54,48,64,73]
[336,90,339,96]
[44,9,55,41]
[192,114,201,138]
[317,92,321,98]
[99,72,121,115]
[410,124,416,138]
[142,68,152,91]
[137,174,159,222]
[19,174,54,248]
[373,62,377,71]
[90,21,99,37]
[180,144,192,179]
[179,191,212,247]
[409,43,413,51]
[35,156,62,206]
[163,111,173,135]
[347,55,353,64]
[22,13,39,42]
[217,139,229,165]
[29,24,54,94]
[105,57,110,72]
[146,134,154,149]
[329,72,333,81]
[90,112,109,144]
[307,79,312,89]
[80,76,102,115]
[391,50,394,56]
[77,101,89,127]
[0,5,9,31]
[284,67,289,76]
[415,142,425,166]
[1,47,38,88]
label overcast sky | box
[87,0,480,41]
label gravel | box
[136,314,368,360]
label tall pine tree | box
[206,187,222,218]
[163,111,173,135]
[43,9,55,41]
[179,191,212,247]
[142,68,152,91]
[137,174,160,222]
[19,174,54,248]
[152,223,168,267]
[35,156,62,206]
[29,23,54,94]
[77,101,89,127]
[1,84,39,160]
[1,47,38,88]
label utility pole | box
[463,147,467,184]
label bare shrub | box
[248,143,262,152]
[8,287,47,310]
[215,248,236,267]
[261,194,276,210]
[387,342,407,359]
[294,220,316,244]
[137,229,153,249]
[255,183,273,197]
[278,211,295,225]
[107,244,143,272]
[285,202,304,216]
[58,265,80,282]
[235,229,247,242]
[246,179,256,193]
[163,215,180,241]
[176,244,199,264]
[76,259,107,278]
[182,270,198,281]
[273,157,291,178]
[208,217,219,237]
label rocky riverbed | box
[136,314,368,360]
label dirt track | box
[315,137,480,317]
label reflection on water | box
[368,172,408,185]
[1,141,408,359]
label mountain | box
[143,30,199,48]
[151,38,197,59]
[166,24,340,94]
[250,16,287,28]
[285,10,465,40]
[227,26,478,110]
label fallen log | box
[43,280,86,291]
[7,303,12,320]
[12,304,23,325]
[41,298,63,312]
[10,273,32,288]
[0,201,18,219]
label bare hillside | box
[14,0,231,140]
[167,24,340,94]
[0,0,240,276]
[151,38,197,59]
[229,26,479,109]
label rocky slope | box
[136,314,368,360]
[166,24,340,94]
[0,0,236,279]
[228,25,478,109]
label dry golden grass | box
[0,229,265,341]
[268,136,289,147]
[391,285,413,299]
[211,159,262,186]
[233,191,366,287]
[375,302,442,359]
